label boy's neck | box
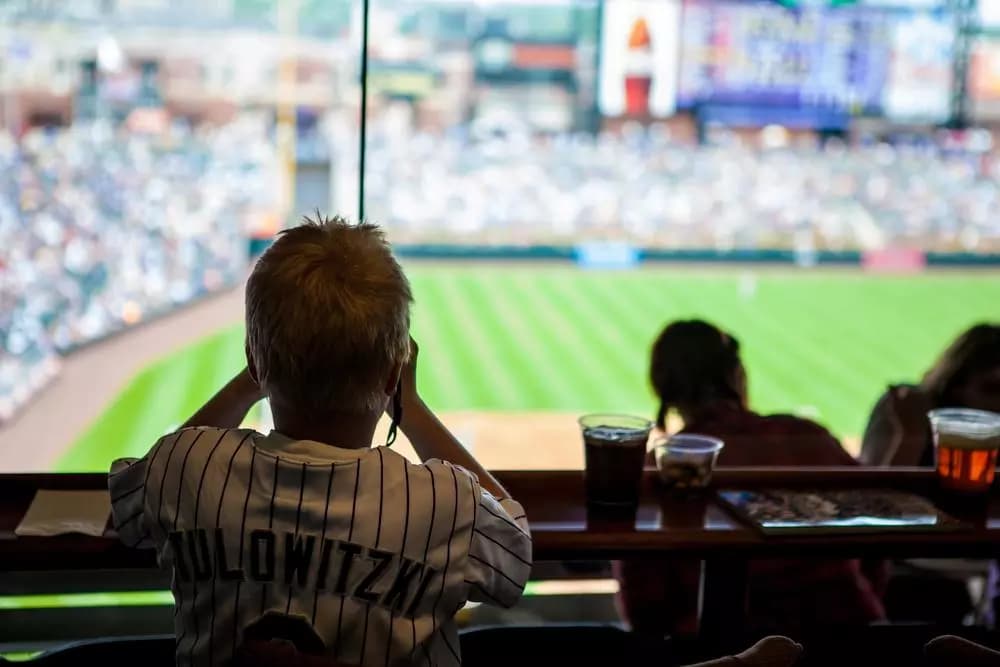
[271,404,381,450]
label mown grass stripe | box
[54,267,1000,469]
[440,273,526,408]
[547,272,651,413]
[408,272,467,409]
[479,273,582,409]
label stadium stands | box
[5,121,1000,427]
[363,129,1000,254]
[0,119,274,424]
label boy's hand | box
[400,337,420,405]
[394,336,511,500]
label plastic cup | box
[579,414,653,508]
[929,408,1000,493]
[654,434,725,491]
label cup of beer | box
[579,414,652,508]
[929,408,1000,493]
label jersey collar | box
[254,430,374,463]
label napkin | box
[15,490,112,537]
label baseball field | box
[54,264,1000,471]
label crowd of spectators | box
[363,127,1000,253]
[0,118,275,424]
[5,119,999,424]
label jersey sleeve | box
[108,455,154,549]
[464,483,533,608]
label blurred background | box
[0,0,999,473]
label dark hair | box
[921,323,1000,406]
[650,319,743,429]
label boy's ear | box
[385,362,403,395]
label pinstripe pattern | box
[171,429,208,661]
[209,432,252,666]
[387,457,410,667]
[231,446,257,656]
[311,462,336,626]
[187,429,231,664]
[110,429,533,666]
[259,455,281,617]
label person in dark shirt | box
[860,323,1000,467]
[615,320,885,636]
[859,324,1000,626]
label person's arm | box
[861,385,933,467]
[860,390,899,466]
[401,395,511,501]
[181,368,262,430]
[883,385,934,467]
[462,471,532,608]
[397,340,510,501]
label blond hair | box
[246,216,412,413]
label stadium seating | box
[362,132,1000,254]
[10,625,1000,667]
[0,635,174,666]
[0,120,273,424]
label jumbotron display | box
[675,0,954,123]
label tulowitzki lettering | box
[167,529,437,619]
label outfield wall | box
[392,244,1000,267]
[250,236,1000,267]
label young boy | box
[109,217,531,666]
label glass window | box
[2,0,999,473]
[0,0,360,469]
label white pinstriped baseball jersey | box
[109,427,532,666]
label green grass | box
[0,591,174,610]
[55,265,1000,471]
[0,652,43,662]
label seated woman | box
[860,323,1000,467]
[615,320,885,636]
[860,324,1000,625]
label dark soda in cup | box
[579,414,652,507]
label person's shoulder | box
[409,456,479,482]
[690,409,830,438]
[758,413,834,435]
[758,413,856,463]
[403,456,484,500]
[151,426,259,462]
[757,413,847,446]
[170,426,258,445]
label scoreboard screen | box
[674,0,954,124]
[678,0,890,112]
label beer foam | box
[937,432,1000,451]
